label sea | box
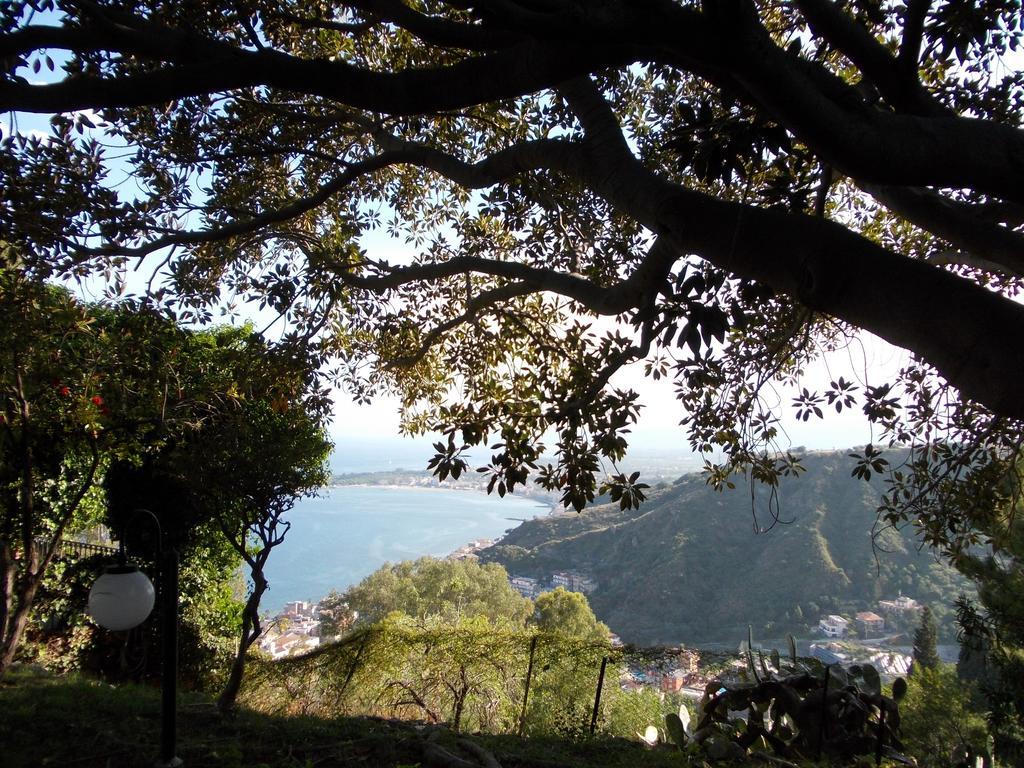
[260,435,548,613]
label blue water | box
[260,486,547,612]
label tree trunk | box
[217,572,268,712]
[0,566,43,676]
[0,542,16,677]
[451,667,470,733]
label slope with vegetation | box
[0,666,686,768]
[484,451,969,644]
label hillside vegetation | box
[0,666,686,768]
[483,451,969,645]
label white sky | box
[328,328,907,452]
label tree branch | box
[0,19,630,115]
[898,0,931,76]
[71,153,405,259]
[6,6,1024,204]
[343,0,522,50]
[387,282,540,370]
[861,184,1024,278]
[681,4,1024,203]
[344,254,629,315]
[794,0,945,116]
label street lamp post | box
[88,513,182,768]
[157,546,181,768]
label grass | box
[0,665,699,768]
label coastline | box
[261,483,549,614]
[325,480,556,511]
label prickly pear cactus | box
[692,634,912,765]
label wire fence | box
[241,619,749,739]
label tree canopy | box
[3,1,1024,533]
[339,556,534,627]
[532,587,609,643]
[0,252,331,678]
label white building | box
[550,570,598,594]
[283,600,314,618]
[819,614,850,638]
[878,595,921,618]
[510,575,540,598]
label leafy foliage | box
[0,260,111,673]
[340,557,534,628]
[247,616,641,739]
[1,251,331,686]
[951,476,1024,763]
[284,559,641,737]
[2,0,1024,540]
[900,663,990,768]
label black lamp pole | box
[157,545,182,768]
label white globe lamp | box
[88,564,156,631]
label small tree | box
[532,587,609,643]
[103,329,331,709]
[317,590,357,640]
[0,265,105,675]
[197,402,330,711]
[913,606,941,672]
[900,664,989,768]
[344,558,533,627]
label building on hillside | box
[810,642,911,680]
[658,668,688,693]
[260,631,321,660]
[819,614,850,638]
[550,570,598,594]
[282,600,315,618]
[878,594,921,619]
[675,648,700,675]
[510,575,540,598]
[868,651,911,677]
[551,571,573,590]
[855,611,885,635]
[449,538,495,561]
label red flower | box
[91,395,103,406]
[59,386,71,397]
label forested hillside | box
[482,451,969,645]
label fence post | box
[817,664,831,760]
[589,655,608,735]
[518,635,538,737]
[875,704,886,767]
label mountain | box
[480,450,970,646]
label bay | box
[260,486,547,613]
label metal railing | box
[33,537,118,560]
